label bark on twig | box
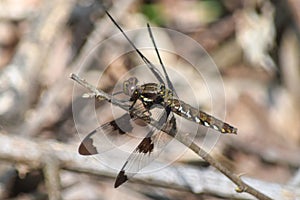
[0,131,296,199]
[43,154,62,200]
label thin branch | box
[0,131,293,199]
[0,0,74,123]
[70,73,273,200]
[42,154,62,200]
[179,136,271,200]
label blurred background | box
[0,0,299,199]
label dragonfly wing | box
[114,112,177,188]
[78,113,136,155]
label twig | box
[20,1,137,137]
[42,154,62,200]
[180,136,271,200]
[0,0,74,123]
[224,138,300,168]
[287,0,300,33]
[0,131,295,199]
[70,73,273,200]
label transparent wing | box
[78,101,153,156]
[114,110,177,188]
[78,113,136,155]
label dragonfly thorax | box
[132,83,172,109]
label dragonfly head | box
[123,77,138,96]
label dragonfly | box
[77,8,237,188]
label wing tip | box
[114,170,128,188]
[78,139,98,155]
[78,143,89,155]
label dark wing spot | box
[114,170,128,188]
[78,138,98,155]
[137,137,154,154]
[110,114,133,134]
[165,115,177,137]
[110,121,125,134]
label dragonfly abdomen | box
[169,99,237,134]
[135,83,237,134]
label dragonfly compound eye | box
[123,77,138,96]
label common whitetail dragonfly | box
[77,9,237,188]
